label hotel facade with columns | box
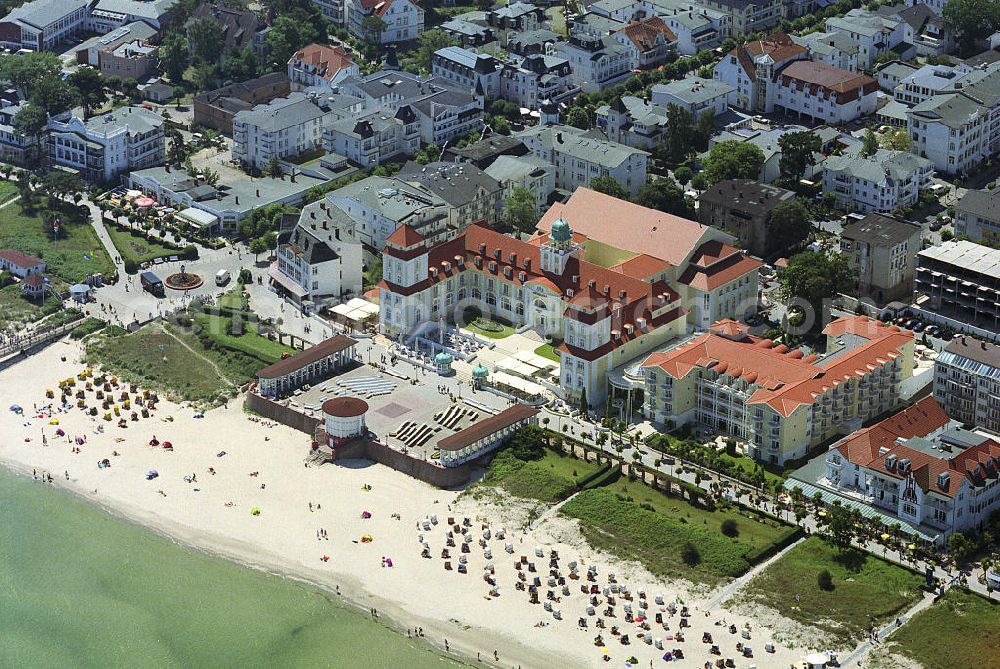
[377,189,763,405]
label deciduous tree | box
[159,33,190,83]
[187,17,225,64]
[67,68,108,119]
[768,198,813,255]
[944,0,1000,56]
[502,186,537,235]
[778,130,821,183]
[589,175,628,200]
[702,140,765,185]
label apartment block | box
[934,337,1000,436]
[641,316,915,464]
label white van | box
[215,269,231,286]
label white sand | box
[0,339,818,668]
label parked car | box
[925,325,940,337]
[913,322,926,332]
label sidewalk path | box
[706,536,807,610]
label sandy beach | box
[0,339,819,669]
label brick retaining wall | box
[245,392,473,488]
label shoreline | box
[0,458,552,669]
[0,338,813,669]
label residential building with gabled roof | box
[270,201,364,304]
[348,0,424,44]
[825,7,915,71]
[611,16,678,69]
[822,145,934,213]
[594,96,670,149]
[516,124,648,196]
[641,315,915,464]
[823,396,1000,542]
[288,44,359,91]
[713,32,808,112]
[907,61,1000,175]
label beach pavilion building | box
[437,404,540,467]
[256,334,357,397]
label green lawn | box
[105,225,178,266]
[192,312,287,363]
[0,283,62,330]
[0,203,114,286]
[85,324,233,404]
[0,180,17,204]
[465,317,514,339]
[889,588,1000,669]
[533,343,561,363]
[739,536,925,643]
[561,477,798,586]
[546,6,566,36]
[482,447,604,504]
[218,288,249,311]
[714,451,787,486]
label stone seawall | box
[245,392,473,488]
[333,440,472,488]
[246,393,322,436]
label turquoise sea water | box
[0,467,460,669]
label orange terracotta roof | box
[618,17,677,53]
[538,188,719,268]
[677,241,763,291]
[834,396,951,467]
[289,44,354,81]
[641,327,818,390]
[747,317,913,416]
[380,222,685,354]
[358,0,398,17]
[386,224,425,247]
[642,315,913,417]
[609,253,671,279]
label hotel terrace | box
[640,316,915,464]
[823,397,1000,542]
[377,189,762,405]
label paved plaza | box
[288,340,513,462]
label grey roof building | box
[840,212,923,304]
[442,134,528,167]
[651,76,735,118]
[697,179,795,258]
[955,187,1000,246]
[128,164,345,231]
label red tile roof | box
[834,396,951,468]
[537,188,720,268]
[358,0,399,17]
[730,32,807,81]
[618,17,677,53]
[778,61,878,105]
[641,315,913,416]
[22,273,44,287]
[384,224,428,260]
[0,249,43,270]
[677,241,763,291]
[379,222,686,356]
[289,44,354,82]
[836,396,1000,498]
[386,224,425,247]
[437,403,539,451]
[609,253,671,280]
